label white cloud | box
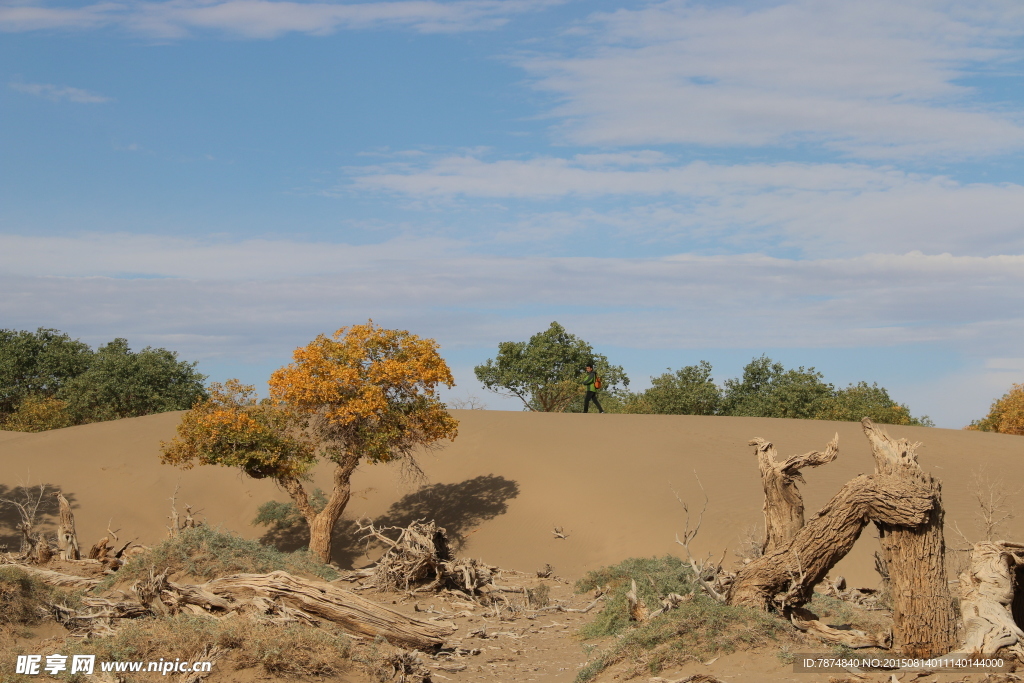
[0,0,562,37]
[3,238,1021,426]
[519,0,1024,158]
[8,81,111,103]
[350,155,1024,257]
[1,235,1021,353]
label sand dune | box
[2,410,1022,587]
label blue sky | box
[2,0,1023,427]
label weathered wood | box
[727,473,933,611]
[863,418,956,657]
[625,579,649,622]
[55,492,80,561]
[750,434,839,554]
[3,564,102,588]
[790,606,891,649]
[199,571,452,649]
[957,541,1024,658]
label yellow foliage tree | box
[2,394,74,432]
[161,322,458,562]
[965,383,1024,436]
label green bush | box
[574,556,790,683]
[107,526,338,587]
[0,566,83,625]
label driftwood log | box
[727,473,933,611]
[957,541,1024,658]
[16,564,451,649]
[749,434,839,554]
[863,418,956,656]
[790,606,891,649]
[195,571,452,648]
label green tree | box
[815,381,932,426]
[0,328,92,418]
[474,322,628,412]
[720,355,833,419]
[59,338,207,422]
[637,361,722,415]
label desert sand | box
[2,410,1022,590]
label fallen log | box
[8,564,103,588]
[790,607,891,649]
[196,571,452,649]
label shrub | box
[63,614,353,679]
[2,395,75,432]
[108,526,338,587]
[0,566,83,625]
[574,556,790,682]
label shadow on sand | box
[259,474,520,569]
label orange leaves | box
[269,321,455,430]
[966,383,1024,435]
[162,322,458,478]
[160,379,317,479]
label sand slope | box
[2,410,1022,587]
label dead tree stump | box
[727,473,933,611]
[55,492,80,561]
[958,541,1024,658]
[750,434,839,554]
[862,418,956,657]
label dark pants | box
[584,391,603,413]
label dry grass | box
[573,556,792,682]
[56,614,355,681]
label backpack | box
[594,375,602,390]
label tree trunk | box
[728,473,933,611]
[750,434,838,554]
[957,541,1024,658]
[55,492,80,561]
[862,418,956,657]
[281,453,360,564]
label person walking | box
[582,363,604,413]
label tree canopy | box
[720,355,834,419]
[0,328,207,431]
[629,361,722,415]
[474,321,628,412]
[161,321,459,562]
[966,383,1024,435]
[607,355,930,425]
[0,328,91,416]
[59,338,207,422]
[815,381,924,426]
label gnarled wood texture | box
[863,418,956,657]
[727,473,932,611]
[749,434,839,554]
[958,541,1024,658]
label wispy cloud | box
[9,81,111,103]
[519,0,1024,159]
[0,0,562,38]
[349,154,1024,257]
[0,234,1021,354]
